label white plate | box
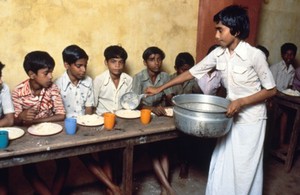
[77,114,104,126]
[28,122,63,136]
[165,108,174,117]
[0,127,25,140]
[281,89,300,96]
[115,110,141,119]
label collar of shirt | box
[18,79,46,97]
[102,70,130,87]
[140,69,161,84]
[61,71,90,91]
[279,60,294,73]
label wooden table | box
[271,92,300,172]
[0,116,179,195]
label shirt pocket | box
[232,65,248,83]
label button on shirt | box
[270,60,295,92]
[0,83,14,119]
[132,69,173,106]
[55,71,94,118]
[94,70,132,115]
[12,79,65,119]
[189,41,275,123]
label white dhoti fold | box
[206,120,266,195]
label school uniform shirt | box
[190,41,275,195]
[12,79,65,119]
[93,70,132,115]
[55,71,94,118]
[196,71,221,95]
[170,72,200,95]
[292,67,300,91]
[270,60,295,91]
[132,69,173,106]
[0,83,14,119]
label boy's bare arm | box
[146,71,194,95]
[227,87,277,117]
[29,114,66,124]
[0,113,14,127]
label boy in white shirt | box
[0,61,14,195]
[55,44,94,118]
[270,42,297,92]
[146,5,276,195]
[93,45,132,115]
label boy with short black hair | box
[171,52,200,95]
[12,51,69,195]
[55,44,94,118]
[132,46,173,116]
[146,5,276,194]
[270,42,297,91]
[94,45,132,115]
[133,46,176,195]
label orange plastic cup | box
[140,109,152,124]
[104,113,116,130]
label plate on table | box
[28,122,63,136]
[165,108,174,117]
[281,89,300,96]
[77,114,104,126]
[115,109,141,119]
[0,127,25,140]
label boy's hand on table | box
[19,108,37,121]
[152,106,166,116]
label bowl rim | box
[172,94,229,113]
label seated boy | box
[170,52,200,95]
[132,46,173,116]
[0,61,14,195]
[12,51,69,195]
[270,43,297,151]
[94,45,132,115]
[55,44,94,118]
[132,46,176,195]
[56,45,122,195]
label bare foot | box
[161,188,167,195]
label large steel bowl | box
[172,94,233,138]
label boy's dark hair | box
[256,45,269,58]
[175,52,195,69]
[0,62,5,72]
[213,5,249,40]
[142,46,165,61]
[23,51,55,74]
[104,45,128,61]
[62,45,89,64]
[281,43,297,55]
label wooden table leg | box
[122,142,134,195]
[285,110,300,172]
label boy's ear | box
[64,62,70,69]
[143,60,147,66]
[28,70,36,79]
[104,60,108,66]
